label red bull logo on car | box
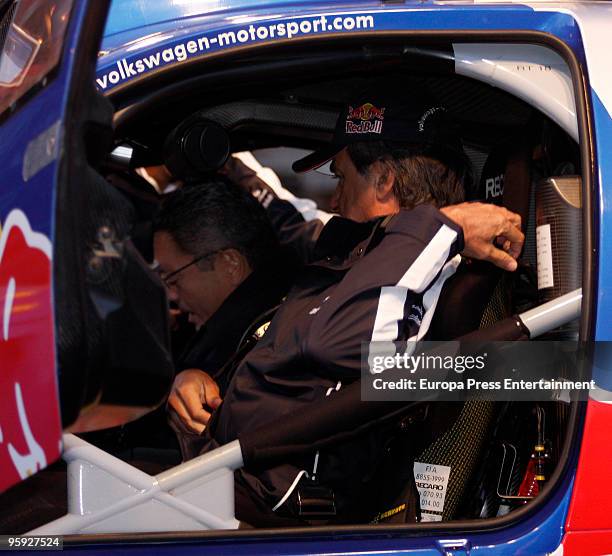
[0,210,61,492]
[345,103,385,134]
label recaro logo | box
[415,482,445,491]
[485,173,504,199]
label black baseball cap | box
[292,87,461,173]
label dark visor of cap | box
[292,144,344,174]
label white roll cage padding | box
[519,289,582,338]
[29,434,243,534]
[453,43,578,142]
[28,290,582,535]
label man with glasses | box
[153,181,296,449]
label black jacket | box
[203,204,464,525]
[171,254,295,461]
[178,254,295,395]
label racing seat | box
[421,135,533,521]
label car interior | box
[0,35,590,539]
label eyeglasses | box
[158,249,221,288]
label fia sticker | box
[536,224,554,290]
[413,461,451,516]
[420,512,443,522]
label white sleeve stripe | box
[415,255,462,341]
[398,225,458,293]
[234,151,333,224]
[370,224,459,344]
[403,255,461,354]
[281,197,334,225]
[371,286,408,342]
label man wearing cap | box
[221,92,520,271]
[168,89,524,525]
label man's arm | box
[220,152,333,263]
[306,204,464,379]
[223,153,524,270]
[441,202,524,271]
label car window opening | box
[0,37,587,539]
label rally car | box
[0,0,610,553]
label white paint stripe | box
[7,383,47,479]
[0,209,52,260]
[0,210,52,345]
[3,277,15,341]
[589,385,612,405]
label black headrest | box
[466,135,532,229]
[466,145,506,205]
[431,142,522,341]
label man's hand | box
[441,202,524,271]
[219,154,257,187]
[167,369,222,434]
[220,153,281,202]
[220,153,267,196]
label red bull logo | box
[345,102,385,135]
[347,102,385,121]
[0,210,61,493]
